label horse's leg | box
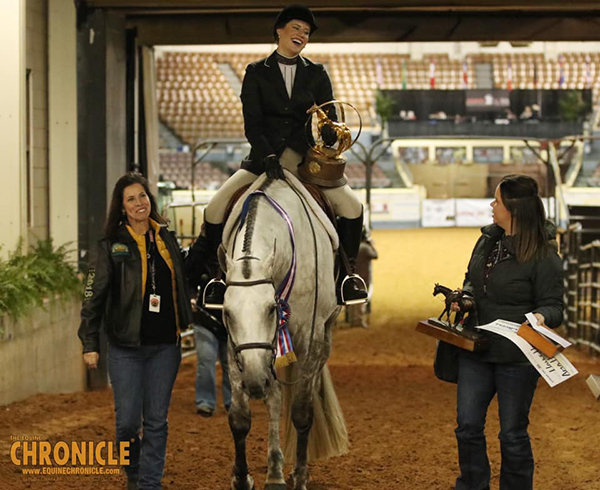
[264,383,286,490]
[228,384,254,490]
[291,372,316,490]
[438,306,448,321]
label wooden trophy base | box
[416,318,490,352]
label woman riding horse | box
[201,4,368,307]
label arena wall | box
[0,0,77,258]
[26,0,50,244]
[0,1,26,257]
[49,0,78,257]
[0,298,86,406]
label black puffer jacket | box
[462,223,564,363]
[78,223,193,353]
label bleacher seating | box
[345,162,391,188]
[157,52,245,143]
[158,50,599,146]
[159,150,229,190]
[157,51,477,144]
[157,49,600,190]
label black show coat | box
[240,51,334,175]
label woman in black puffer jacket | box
[453,174,563,490]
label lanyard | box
[147,229,157,295]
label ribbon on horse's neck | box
[237,190,298,367]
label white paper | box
[476,320,578,387]
[524,312,572,349]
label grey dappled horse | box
[219,173,348,490]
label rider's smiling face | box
[276,19,311,58]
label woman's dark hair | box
[104,172,166,238]
[499,174,548,263]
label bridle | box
[223,277,281,379]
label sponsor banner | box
[422,199,455,227]
[455,199,492,227]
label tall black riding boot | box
[337,212,368,306]
[202,221,226,308]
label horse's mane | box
[239,181,271,279]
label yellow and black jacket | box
[78,220,193,353]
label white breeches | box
[204,148,363,224]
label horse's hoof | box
[264,484,287,490]
[230,475,255,490]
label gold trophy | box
[298,100,362,188]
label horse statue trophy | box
[415,283,488,352]
[432,283,475,331]
[216,103,362,490]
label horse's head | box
[222,249,279,400]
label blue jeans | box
[194,324,231,411]
[108,343,181,490]
[455,355,540,490]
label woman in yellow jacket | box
[79,172,192,490]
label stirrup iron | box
[202,278,226,310]
[340,274,368,306]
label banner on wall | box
[455,199,493,227]
[422,199,493,228]
[422,199,455,227]
[364,189,421,224]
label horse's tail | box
[280,363,349,464]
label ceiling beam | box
[86,0,600,12]
[132,12,600,45]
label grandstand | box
[156,44,600,192]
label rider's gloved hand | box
[264,155,285,180]
[321,124,338,147]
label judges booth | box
[391,138,584,200]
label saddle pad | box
[222,171,339,252]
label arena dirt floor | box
[1,228,600,490]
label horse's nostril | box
[265,378,271,388]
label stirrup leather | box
[340,274,368,306]
[202,278,226,310]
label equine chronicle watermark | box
[9,435,128,477]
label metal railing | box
[570,239,600,354]
[163,200,209,244]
